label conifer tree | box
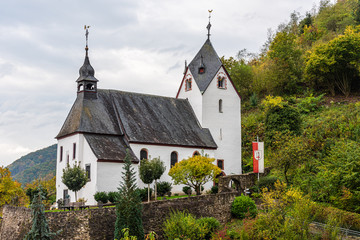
[24,188,58,240]
[114,149,144,240]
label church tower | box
[176,13,242,175]
[76,26,98,99]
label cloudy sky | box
[0,0,322,166]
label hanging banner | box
[252,142,264,173]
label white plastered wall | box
[202,66,242,175]
[177,70,203,124]
[56,133,98,205]
[130,143,216,193]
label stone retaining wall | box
[0,192,239,240]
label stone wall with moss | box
[0,192,239,240]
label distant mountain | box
[7,144,57,185]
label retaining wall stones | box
[0,192,239,240]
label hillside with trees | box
[7,144,57,185]
[224,0,360,215]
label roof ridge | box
[99,89,188,101]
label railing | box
[312,221,360,238]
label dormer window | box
[185,78,192,91]
[217,77,226,89]
[198,67,205,74]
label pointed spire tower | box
[186,10,222,93]
[76,25,99,99]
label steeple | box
[76,25,98,99]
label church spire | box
[207,10,213,40]
[76,26,98,99]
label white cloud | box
[0,0,319,165]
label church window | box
[217,77,226,89]
[60,146,63,162]
[217,159,224,170]
[86,164,91,181]
[170,151,178,168]
[140,149,148,160]
[193,151,200,156]
[66,152,69,165]
[73,143,76,159]
[219,99,223,113]
[185,79,192,91]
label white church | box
[55,23,242,205]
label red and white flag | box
[253,142,264,173]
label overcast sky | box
[0,0,322,166]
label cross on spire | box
[84,25,90,55]
[207,10,213,39]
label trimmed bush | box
[182,186,192,196]
[108,191,119,203]
[231,195,257,219]
[94,191,108,204]
[210,185,218,194]
[156,181,172,197]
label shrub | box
[265,103,301,145]
[108,191,119,203]
[297,94,324,114]
[258,175,279,190]
[156,181,172,197]
[250,93,258,107]
[210,185,218,194]
[137,187,152,202]
[94,191,108,204]
[231,195,257,219]
[197,217,220,240]
[162,211,209,240]
[182,186,192,196]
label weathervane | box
[207,10,213,39]
[84,25,90,51]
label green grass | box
[156,194,193,201]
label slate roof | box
[84,134,138,162]
[188,39,223,92]
[57,89,217,150]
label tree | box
[25,175,56,208]
[0,166,28,208]
[139,159,154,202]
[268,135,310,185]
[264,97,302,145]
[24,188,58,240]
[150,157,165,201]
[305,26,360,96]
[267,31,303,94]
[114,149,144,239]
[168,155,221,195]
[61,163,88,202]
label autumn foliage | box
[168,155,221,195]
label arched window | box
[217,159,224,170]
[219,99,223,113]
[140,149,148,160]
[217,77,225,88]
[193,151,200,156]
[170,151,178,167]
[185,79,192,91]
